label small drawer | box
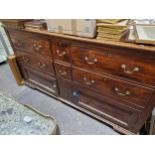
[9,31,52,58]
[53,43,70,63]
[71,45,155,87]
[71,84,140,130]
[54,63,71,80]
[19,65,58,95]
[72,68,154,108]
[16,52,55,76]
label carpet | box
[0,92,59,135]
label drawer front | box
[71,84,140,130]
[16,52,55,76]
[19,65,58,95]
[72,68,154,108]
[9,31,52,58]
[53,44,70,63]
[55,63,71,80]
[71,45,155,86]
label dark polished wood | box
[5,27,155,134]
[8,29,53,59]
[18,64,58,95]
[16,51,55,76]
[71,45,155,87]
[71,83,141,132]
[52,42,71,63]
[55,63,71,80]
[72,68,154,109]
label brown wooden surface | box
[71,83,141,132]
[8,30,53,59]
[22,28,155,53]
[55,63,72,80]
[16,51,55,76]
[72,68,154,109]
[52,43,71,63]
[4,27,155,134]
[19,64,58,95]
[7,54,25,85]
[71,45,155,87]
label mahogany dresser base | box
[5,27,155,135]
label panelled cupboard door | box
[18,63,58,95]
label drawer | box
[55,63,71,80]
[52,43,70,63]
[19,65,58,95]
[71,45,155,87]
[71,84,140,130]
[9,31,52,58]
[16,52,55,76]
[72,68,154,108]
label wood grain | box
[5,27,155,134]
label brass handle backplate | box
[84,56,98,65]
[114,87,131,97]
[33,44,42,51]
[56,50,67,57]
[83,77,95,86]
[121,64,140,74]
[22,56,30,63]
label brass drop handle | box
[22,56,30,63]
[114,87,131,97]
[33,44,42,51]
[56,50,67,57]
[121,64,140,74]
[84,56,98,65]
[58,70,67,76]
[83,77,95,86]
[16,40,23,47]
[37,62,46,68]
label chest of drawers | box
[5,27,155,134]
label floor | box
[0,63,119,135]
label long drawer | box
[9,30,52,58]
[16,52,55,76]
[71,84,141,131]
[72,68,154,109]
[18,64,58,95]
[71,45,155,87]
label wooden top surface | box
[19,28,155,52]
